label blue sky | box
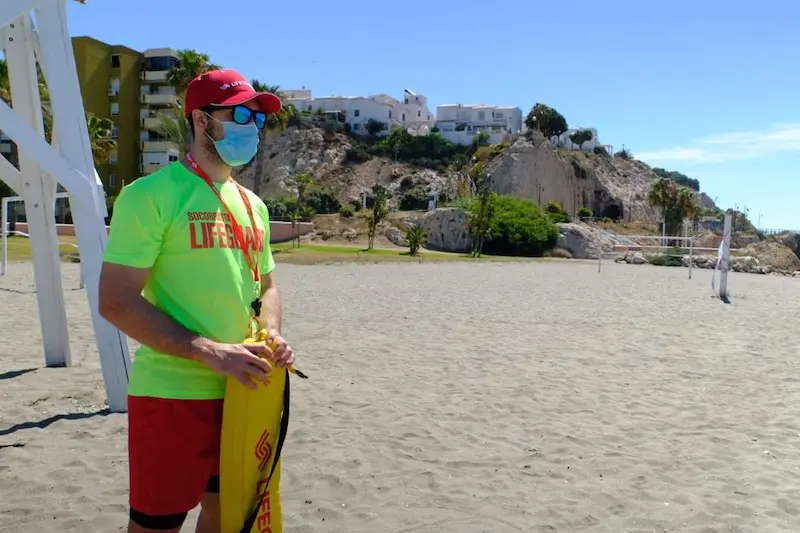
[66,0,799,229]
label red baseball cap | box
[184,69,282,118]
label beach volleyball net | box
[599,213,735,300]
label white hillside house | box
[552,127,613,153]
[284,88,434,135]
[434,104,523,145]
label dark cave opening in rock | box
[601,204,622,220]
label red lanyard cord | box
[186,154,260,283]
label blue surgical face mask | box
[206,115,260,167]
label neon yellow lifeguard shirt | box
[103,161,275,400]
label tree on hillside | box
[615,147,633,160]
[364,118,385,136]
[286,172,314,248]
[470,131,490,152]
[367,184,390,251]
[652,167,700,192]
[569,129,593,152]
[524,103,568,141]
[467,165,497,258]
[648,178,700,237]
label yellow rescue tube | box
[220,332,290,533]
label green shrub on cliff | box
[399,186,429,210]
[545,201,570,223]
[482,196,559,257]
[366,128,471,170]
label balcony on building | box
[141,163,166,174]
[141,140,177,152]
[140,48,179,85]
[140,147,179,175]
[141,70,168,82]
[142,116,161,130]
[141,93,180,107]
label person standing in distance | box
[98,69,295,533]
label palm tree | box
[86,111,116,165]
[648,178,698,239]
[0,58,10,104]
[154,110,190,156]
[286,173,314,247]
[166,49,221,96]
[0,58,13,200]
[155,49,220,155]
[248,81,297,198]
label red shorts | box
[128,395,223,517]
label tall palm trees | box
[154,49,220,156]
[285,173,313,248]
[1,58,115,167]
[0,58,10,104]
[86,112,116,164]
[166,49,221,97]
[648,178,700,237]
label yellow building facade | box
[71,37,181,196]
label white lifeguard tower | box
[0,0,130,412]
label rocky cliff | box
[235,125,709,221]
[485,133,665,222]
[234,126,458,206]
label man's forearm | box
[101,295,209,360]
[259,286,283,335]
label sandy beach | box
[2,259,800,532]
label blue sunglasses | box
[231,105,267,130]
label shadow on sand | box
[0,368,37,381]
[0,409,112,438]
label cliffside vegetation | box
[343,124,490,172]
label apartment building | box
[138,48,181,175]
[71,36,141,194]
[285,88,434,135]
[71,37,181,194]
[434,103,523,145]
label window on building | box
[143,56,178,72]
[109,173,117,187]
[402,113,406,121]
[110,54,120,68]
[143,151,169,166]
[417,110,421,117]
[168,154,179,162]
[109,150,118,164]
[388,110,392,118]
[111,124,119,139]
[353,123,360,131]
[354,109,360,117]
[307,105,312,111]
[477,111,486,121]
[110,103,119,116]
[110,78,120,95]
